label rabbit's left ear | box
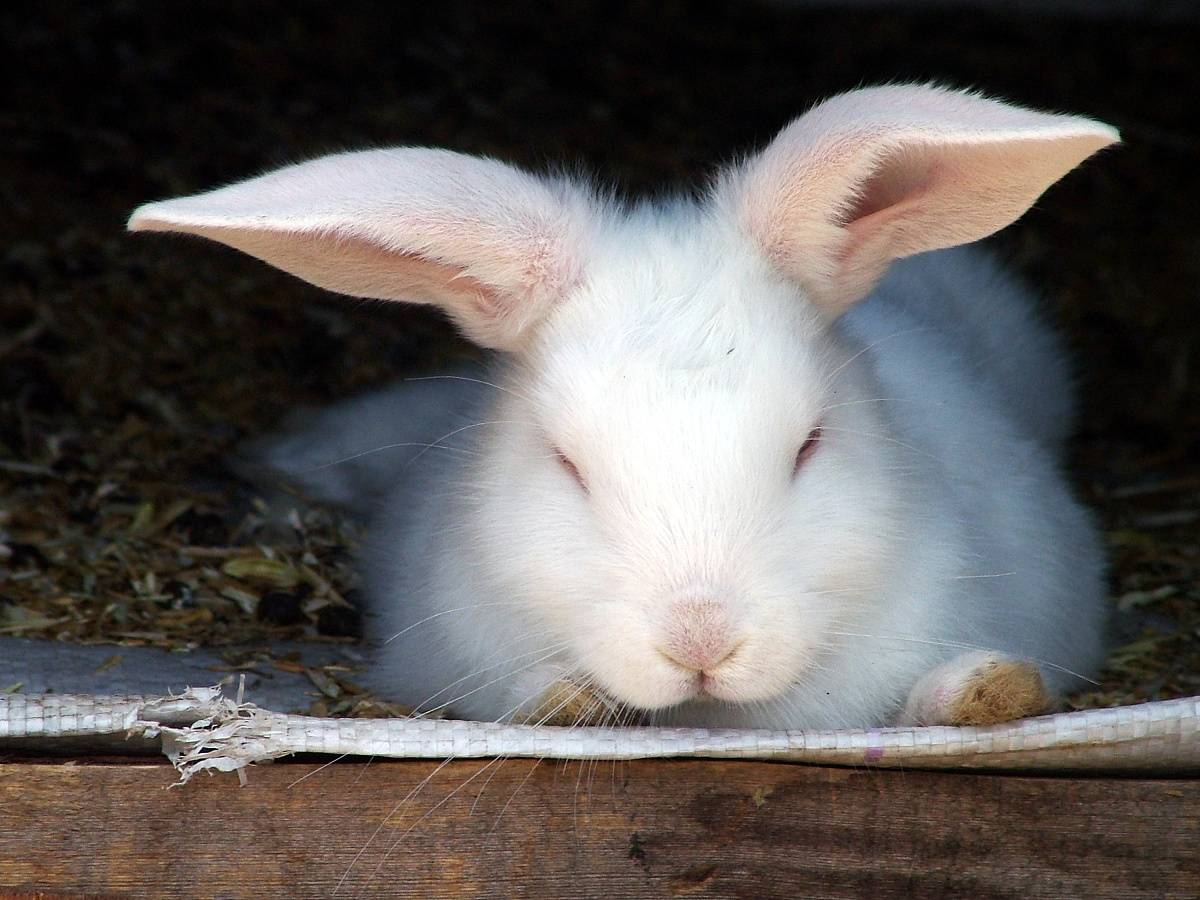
[718,85,1119,317]
[129,148,596,351]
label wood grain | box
[1,757,1197,899]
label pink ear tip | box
[1066,122,1121,160]
[127,203,166,232]
[1095,123,1122,146]
[127,201,207,233]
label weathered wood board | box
[1,757,1197,899]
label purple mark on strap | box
[865,728,885,762]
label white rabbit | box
[129,85,1118,730]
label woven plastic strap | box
[1,690,1197,783]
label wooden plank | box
[0,757,1197,899]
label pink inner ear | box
[266,228,515,346]
[726,86,1119,318]
[818,136,1107,311]
[819,148,952,309]
[134,218,513,346]
[251,227,507,325]
[843,151,940,223]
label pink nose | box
[659,598,740,673]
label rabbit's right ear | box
[718,85,1119,317]
[128,149,595,351]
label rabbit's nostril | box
[658,598,741,673]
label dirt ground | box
[2,1,1198,713]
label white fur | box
[129,86,1118,729]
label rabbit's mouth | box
[679,668,762,704]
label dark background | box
[2,1,1198,704]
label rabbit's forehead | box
[531,241,830,442]
[548,226,821,353]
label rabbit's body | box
[253,243,1105,728]
[131,85,1118,729]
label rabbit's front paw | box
[899,651,1054,727]
[514,679,630,727]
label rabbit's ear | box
[129,149,595,350]
[719,85,1118,317]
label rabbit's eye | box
[554,448,588,493]
[792,425,822,478]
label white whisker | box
[358,758,505,895]
[826,629,1098,684]
[823,326,932,384]
[336,755,459,896]
[381,600,528,645]
[410,641,574,719]
[404,372,534,406]
[820,424,944,462]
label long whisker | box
[823,326,932,384]
[381,600,529,645]
[819,424,944,462]
[300,419,526,473]
[398,419,527,473]
[335,754,460,896]
[515,672,599,727]
[411,640,574,719]
[286,753,350,788]
[488,758,543,836]
[404,372,535,406]
[358,757,507,896]
[819,396,903,412]
[468,755,513,818]
[825,629,1099,684]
